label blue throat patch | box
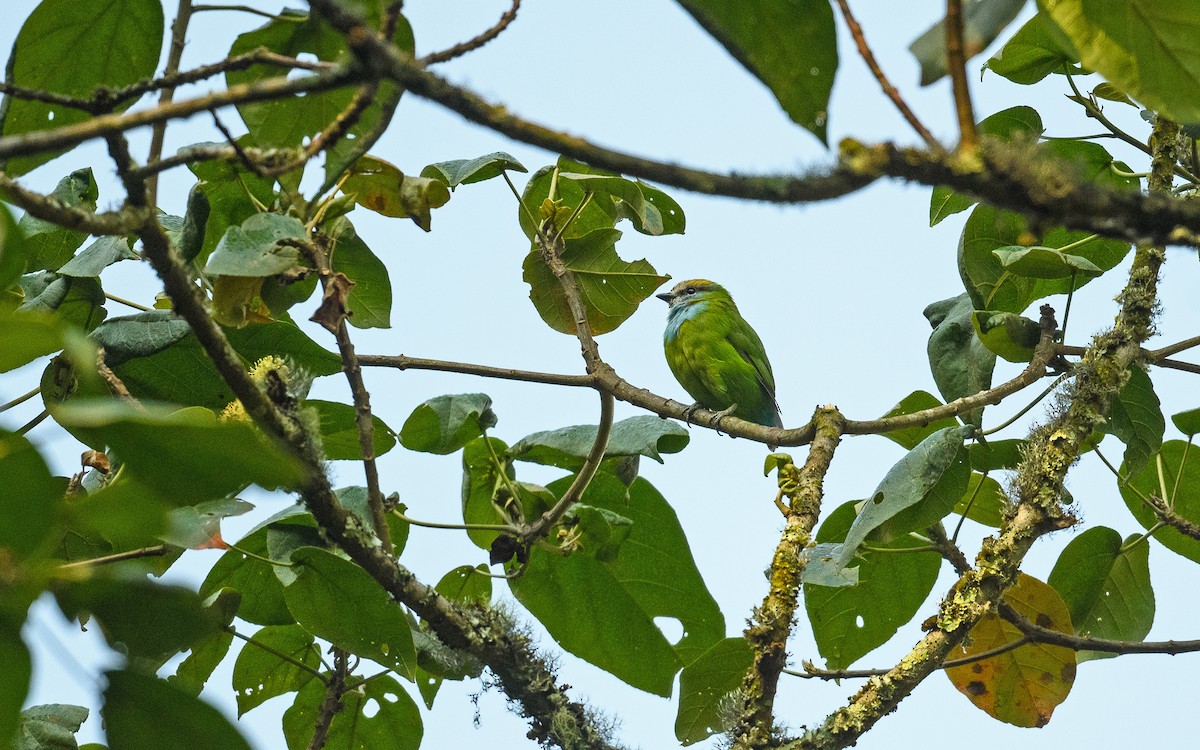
[664,300,707,342]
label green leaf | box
[1048,527,1154,662]
[162,498,254,550]
[342,155,450,231]
[103,670,252,750]
[232,624,321,716]
[434,565,492,604]
[1120,440,1200,564]
[1171,407,1200,436]
[557,173,684,236]
[169,628,234,698]
[985,13,1076,84]
[992,246,1103,279]
[969,438,1027,471]
[518,162,618,241]
[674,637,753,745]
[838,426,970,566]
[308,399,397,461]
[909,0,1028,85]
[19,273,107,331]
[0,1,163,175]
[954,471,1008,527]
[0,311,63,373]
[674,0,837,142]
[1104,366,1164,479]
[399,393,496,455]
[971,310,1041,363]
[0,429,60,557]
[1038,0,1200,123]
[878,390,960,450]
[56,579,218,659]
[17,170,98,272]
[54,401,306,502]
[200,530,293,626]
[14,704,88,750]
[285,548,417,679]
[420,152,528,188]
[807,501,941,670]
[188,153,276,266]
[460,436,514,550]
[510,415,689,469]
[226,9,414,171]
[0,621,31,749]
[557,475,724,664]
[510,547,682,696]
[204,213,307,278]
[327,218,392,329]
[57,236,137,278]
[0,204,27,295]
[924,293,996,427]
[562,504,633,562]
[282,675,421,750]
[95,313,340,411]
[523,227,668,335]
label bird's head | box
[655,279,731,309]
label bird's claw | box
[708,404,738,436]
[681,402,702,426]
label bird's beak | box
[656,292,672,304]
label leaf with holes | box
[1104,366,1164,479]
[232,624,321,716]
[1048,526,1154,662]
[674,637,753,745]
[945,573,1076,727]
[805,501,942,670]
[838,425,970,566]
[523,227,668,335]
[282,674,421,750]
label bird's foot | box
[708,404,738,435]
[681,402,703,426]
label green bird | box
[657,279,782,442]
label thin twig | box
[0,387,40,414]
[307,648,348,750]
[148,0,195,208]
[832,0,939,150]
[786,635,1031,680]
[420,0,521,65]
[58,545,167,569]
[944,0,977,151]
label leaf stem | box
[0,387,40,414]
[228,627,329,685]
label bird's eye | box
[685,286,696,294]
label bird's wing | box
[728,321,781,417]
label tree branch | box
[420,0,521,65]
[731,408,844,749]
[833,0,940,150]
[306,648,348,750]
[147,0,195,207]
[944,0,977,151]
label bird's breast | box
[663,301,708,342]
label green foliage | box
[909,0,1027,85]
[806,501,942,670]
[1038,0,1200,123]
[984,13,1076,84]
[0,621,31,750]
[970,310,1041,362]
[837,425,971,566]
[673,0,837,142]
[103,670,252,750]
[1104,366,1165,479]
[1048,527,1154,662]
[510,415,689,469]
[308,399,396,460]
[924,294,996,428]
[56,579,219,659]
[674,637,753,745]
[232,625,321,716]
[282,674,422,750]
[17,170,98,273]
[400,393,497,454]
[13,704,88,750]
[1120,441,1200,564]
[421,151,528,188]
[285,547,418,679]
[0,0,163,175]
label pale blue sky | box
[5,1,1199,748]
